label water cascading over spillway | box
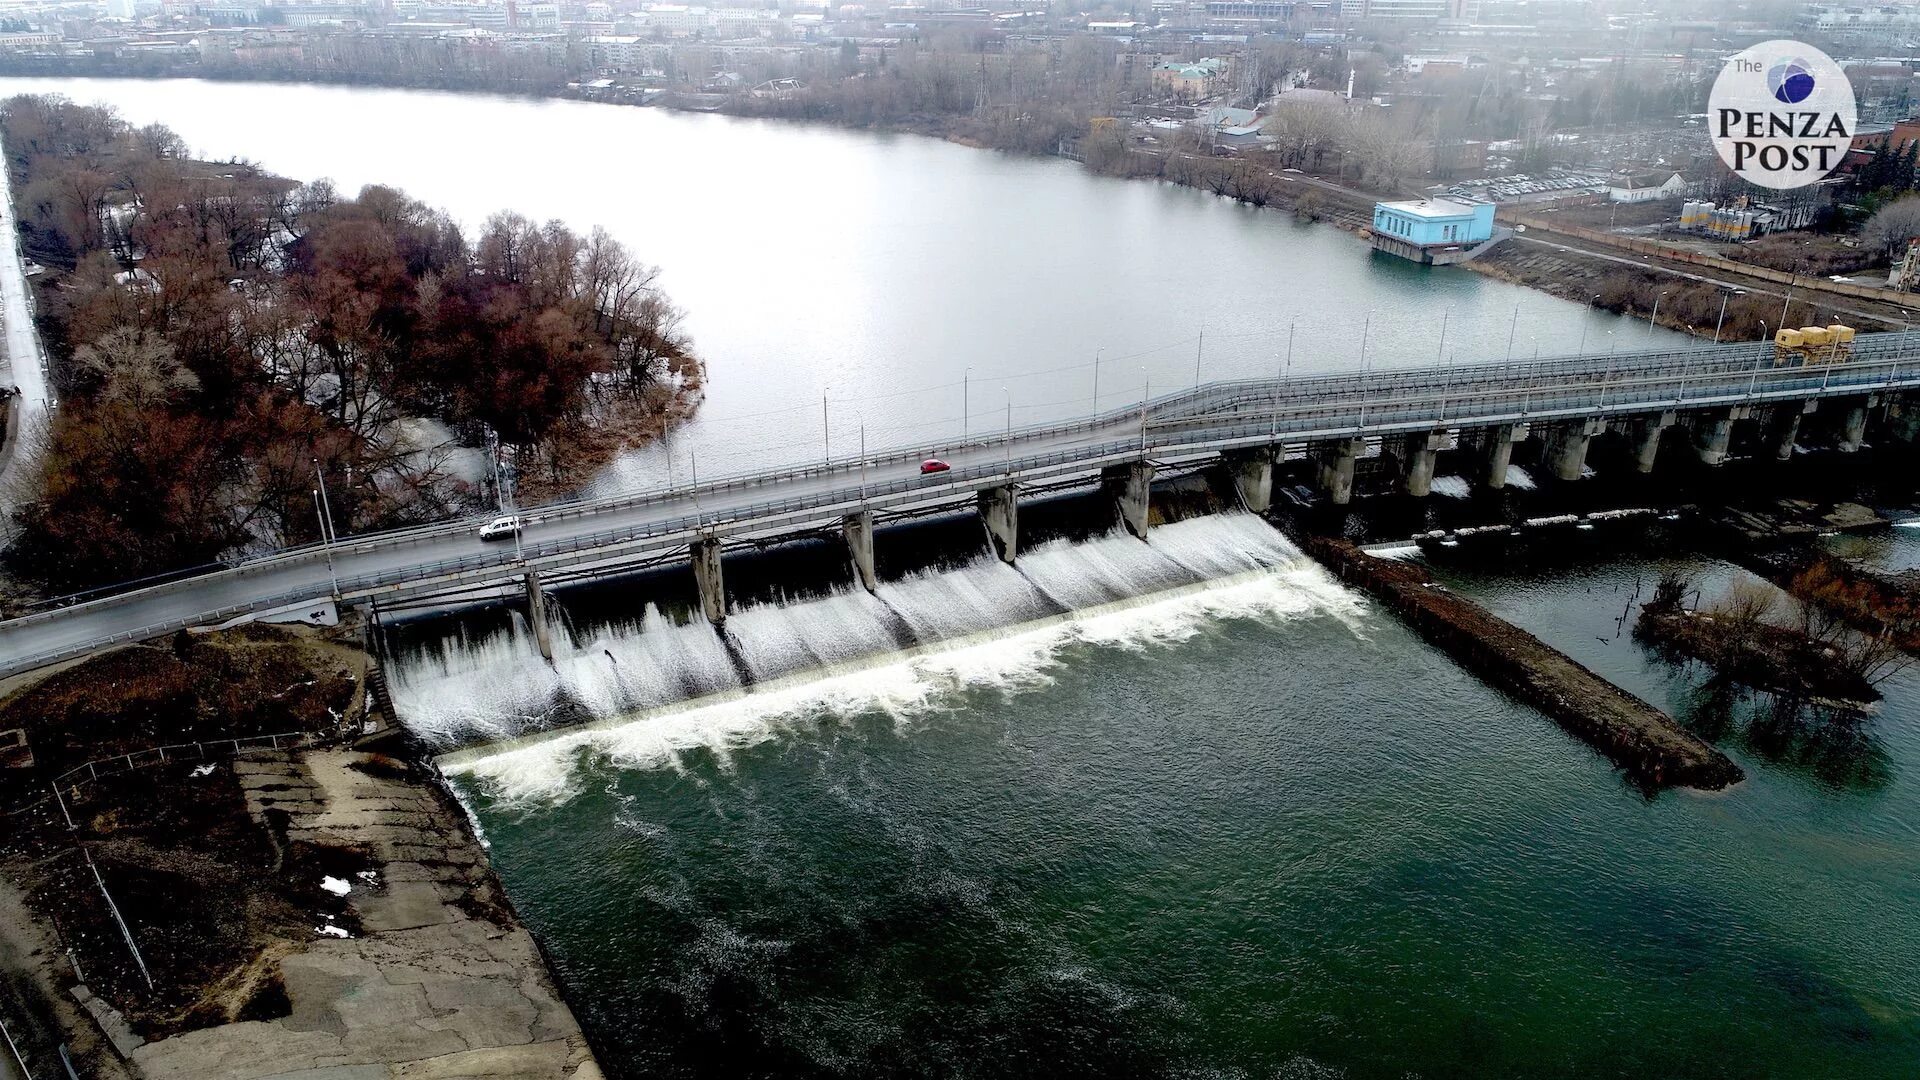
[391,513,1318,747]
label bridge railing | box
[3,332,1919,677]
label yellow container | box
[1799,326,1831,347]
[1827,324,1856,343]
[1775,328,1806,348]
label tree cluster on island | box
[0,94,701,595]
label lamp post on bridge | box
[1004,386,1012,473]
[1578,293,1599,356]
[1437,309,1450,365]
[1600,330,1617,409]
[822,386,831,464]
[1358,309,1375,433]
[311,489,339,597]
[1713,290,1730,344]
[1506,303,1519,361]
[963,367,970,440]
[1092,348,1102,418]
[1140,372,1150,454]
[1649,290,1666,341]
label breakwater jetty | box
[1295,533,1743,792]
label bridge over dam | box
[4,331,1920,677]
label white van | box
[478,515,523,542]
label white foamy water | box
[392,513,1308,747]
[440,556,1368,808]
[1505,465,1537,491]
[1430,475,1471,499]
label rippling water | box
[442,524,1920,1079]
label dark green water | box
[448,538,1920,1079]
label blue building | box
[1369,197,1498,265]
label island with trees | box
[0,94,702,596]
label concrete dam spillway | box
[396,512,1316,751]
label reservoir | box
[0,77,1682,491]
[4,77,1913,1078]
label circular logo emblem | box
[1710,40,1855,190]
[1768,58,1815,104]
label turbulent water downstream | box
[433,516,1920,1078]
[4,76,1914,1077]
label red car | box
[919,458,951,475]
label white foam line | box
[439,562,1367,807]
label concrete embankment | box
[1293,532,1744,792]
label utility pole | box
[1140,373,1150,454]
[312,490,338,596]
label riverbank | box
[0,623,603,1079]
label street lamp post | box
[1437,309,1450,364]
[963,367,970,439]
[1506,303,1519,361]
[1649,291,1666,340]
[1578,293,1598,355]
[822,387,831,463]
[311,489,338,596]
[1092,348,1102,417]
[1714,291,1730,344]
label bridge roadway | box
[2,332,1918,678]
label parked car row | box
[1442,172,1609,202]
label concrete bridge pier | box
[1313,437,1367,505]
[977,484,1019,564]
[690,535,727,626]
[1689,406,1749,467]
[1471,423,1527,489]
[841,510,878,593]
[1628,411,1675,473]
[1396,431,1448,497]
[1884,397,1920,444]
[523,570,554,662]
[1766,402,1811,461]
[1225,449,1273,514]
[1840,399,1872,452]
[1541,418,1607,482]
[1103,461,1155,540]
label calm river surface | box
[9,78,1911,1078]
[0,76,1685,490]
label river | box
[8,77,1914,1078]
[0,76,1685,492]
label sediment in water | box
[1291,531,1744,793]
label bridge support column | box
[1690,406,1749,467]
[1885,397,1920,444]
[1542,418,1606,482]
[841,510,878,594]
[690,535,727,626]
[524,570,554,662]
[977,484,1018,564]
[1840,402,1870,452]
[1470,423,1527,490]
[1103,461,1155,540]
[1767,402,1811,461]
[1313,437,1366,506]
[1225,449,1273,514]
[1628,411,1675,473]
[1397,431,1446,497]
